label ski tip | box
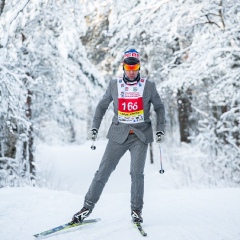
[132,221,148,237]
[33,233,44,238]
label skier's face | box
[123,63,140,80]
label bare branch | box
[205,14,221,29]
[219,0,225,30]
[8,0,31,26]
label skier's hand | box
[156,131,165,143]
[88,129,98,141]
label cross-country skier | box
[72,48,165,224]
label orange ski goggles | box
[123,63,140,71]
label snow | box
[1,140,240,240]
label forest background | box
[0,0,239,188]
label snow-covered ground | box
[0,140,240,240]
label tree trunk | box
[0,0,5,16]
[24,89,35,179]
[177,88,192,143]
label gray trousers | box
[84,134,148,211]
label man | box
[72,48,165,224]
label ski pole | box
[90,129,97,150]
[159,145,164,174]
[91,139,96,150]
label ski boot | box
[131,210,143,223]
[72,207,92,223]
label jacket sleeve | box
[91,81,113,130]
[150,81,165,132]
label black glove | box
[156,131,165,143]
[88,129,98,140]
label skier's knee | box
[130,171,144,179]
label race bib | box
[117,77,146,123]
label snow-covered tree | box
[0,0,105,187]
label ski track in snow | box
[0,140,240,240]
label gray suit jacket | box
[92,78,165,144]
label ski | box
[133,222,147,237]
[34,218,101,238]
